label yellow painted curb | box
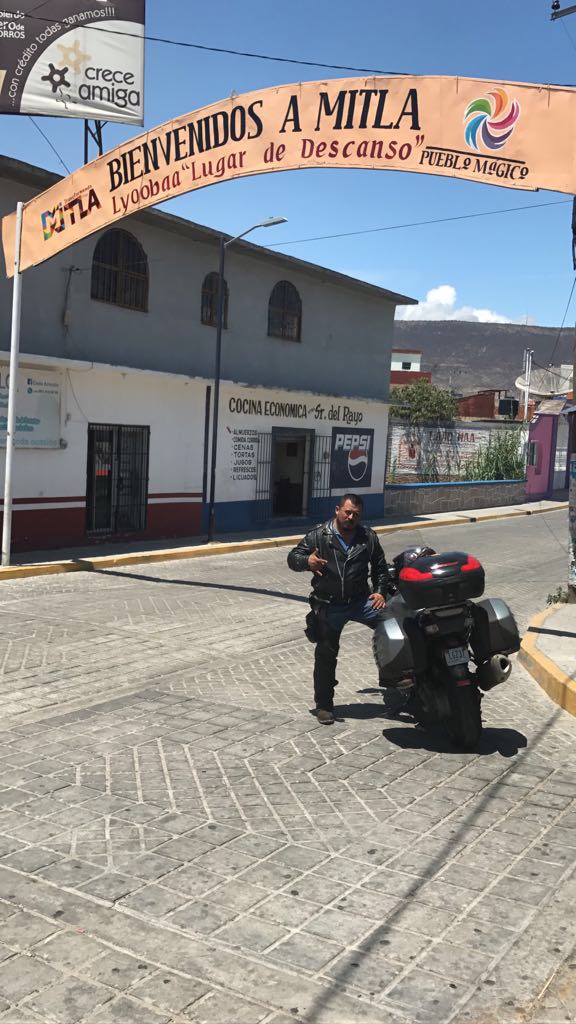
[0,503,567,582]
[0,536,305,580]
[519,604,576,717]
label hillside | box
[393,320,574,395]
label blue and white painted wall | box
[211,381,389,532]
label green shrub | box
[462,429,525,482]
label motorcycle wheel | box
[445,684,482,751]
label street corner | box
[519,603,576,717]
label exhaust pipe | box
[476,655,512,691]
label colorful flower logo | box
[464,88,520,151]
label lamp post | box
[206,216,287,542]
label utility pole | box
[570,321,576,594]
[522,348,534,421]
[550,2,576,597]
[83,120,106,164]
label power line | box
[547,275,576,367]
[531,357,572,382]
[26,1,53,12]
[266,199,571,248]
[561,17,576,55]
[27,116,71,175]
[61,196,573,272]
[21,12,408,75]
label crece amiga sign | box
[0,2,145,125]
[4,74,576,276]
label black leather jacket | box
[287,520,389,604]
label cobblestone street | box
[0,512,573,1024]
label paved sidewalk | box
[0,513,572,1024]
[515,600,576,1023]
[520,603,576,718]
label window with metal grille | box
[91,229,149,312]
[86,424,150,535]
[312,435,332,499]
[201,271,229,328]
[268,280,302,342]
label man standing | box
[287,493,389,724]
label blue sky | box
[4,0,576,326]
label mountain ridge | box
[392,320,574,394]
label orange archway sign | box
[3,74,576,276]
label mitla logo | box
[40,189,101,240]
[334,433,371,482]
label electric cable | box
[561,18,576,55]
[21,12,409,75]
[531,358,572,382]
[265,199,571,248]
[58,196,572,272]
[57,195,571,273]
[27,116,71,174]
[546,275,576,367]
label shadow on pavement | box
[331,702,395,721]
[303,704,556,1024]
[76,565,309,604]
[382,724,528,758]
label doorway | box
[272,430,312,516]
[86,423,150,535]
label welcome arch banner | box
[4,74,576,276]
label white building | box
[0,156,417,552]
[391,349,422,372]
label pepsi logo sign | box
[331,430,374,488]
[348,447,369,481]
[333,433,372,452]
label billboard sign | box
[4,74,576,276]
[0,2,145,124]
[330,428,374,490]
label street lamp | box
[206,216,288,542]
[550,2,576,18]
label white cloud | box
[397,284,521,323]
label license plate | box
[444,646,469,666]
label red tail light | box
[399,567,433,581]
[462,556,482,572]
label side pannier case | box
[397,551,485,610]
[373,608,427,685]
[470,598,520,661]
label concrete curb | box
[0,501,567,582]
[519,603,576,717]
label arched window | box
[201,272,229,328]
[91,229,149,312]
[268,280,302,342]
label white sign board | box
[219,384,388,503]
[0,368,61,448]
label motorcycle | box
[373,546,520,750]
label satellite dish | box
[514,367,569,398]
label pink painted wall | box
[526,415,557,498]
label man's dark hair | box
[339,493,363,508]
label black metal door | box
[86,424,150,535]
[255,431,273,522]
[312,434,332,500]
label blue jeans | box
[313,597,384,709]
